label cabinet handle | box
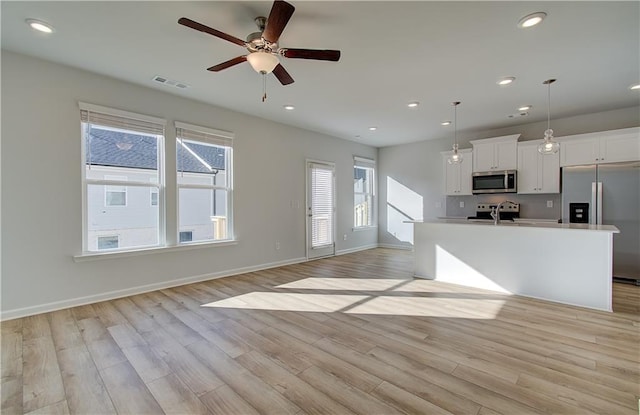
[595,158,599,161]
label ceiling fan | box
[178,0,341,93]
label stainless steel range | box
[467,202,520,221]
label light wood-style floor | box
[2,248,639,414]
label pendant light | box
[447,101,463,164]
[538,79,560,155]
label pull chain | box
[262,72,267,102]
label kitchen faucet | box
[491,200,518,225]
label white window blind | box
[80,102,165,135]
[310,163,334,248]
[175,121,233,147]
[354,156,375,168]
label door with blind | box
[306,161,336,259]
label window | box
[97,235,119,250]
[179,231,193,243]
[105,175,127,206]
[176,121,233,244]
[81,103,165,252]
[354,157,375,228]
[150,178,158,206]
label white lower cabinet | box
[517,141,560,194]
[442,149,472,195]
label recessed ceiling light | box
[26,19,54,33]
[283,105,295,110]
[407,101,420,108]
[630,84,640,90]
[441,121,452,126]
[517,12,547,29]
[497,77,515,86]
[368,127,377,131]
[518,105,532,111]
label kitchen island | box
[410,220,619,311]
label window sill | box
[73,240,238,262]
[352,226,378,232]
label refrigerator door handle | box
[597,182,603,225]
[591,182,597,224]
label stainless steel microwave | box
[472,170,517,194]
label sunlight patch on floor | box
[203,292,368,312]
[275,278,408,291]
[203,290,505,319]
[344,296,505,318]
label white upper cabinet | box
[517,140,560,194]
[558,127,640,167]
[470,134,520,172]
[442,148,472,195]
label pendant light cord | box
[547,81,551,132]
[454,104,458,148]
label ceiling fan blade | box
[178,17,246,47]
[281,48,341,61]
[272,64,295,85]
[262,0,295,43]
[207,56,247,72]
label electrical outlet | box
[459,201,465,208]
[547,200,553,208]
[343,234,347,241]
[275,241,280,250]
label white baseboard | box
[0,256,307,321]
[378,243,414,251]
[336,244,379,256]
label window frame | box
[80,102,166,253]
[353,156,376,229]
[175,121,234,245]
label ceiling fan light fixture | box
[518,12,547,28]
[247,52,279,74]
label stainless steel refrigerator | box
[562,161,640,284]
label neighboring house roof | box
[354,168,367,181]
[86,127,226,173]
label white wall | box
[0,51,377,318]
[378,106,640,248]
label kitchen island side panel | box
[413,222,614,311]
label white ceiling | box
[2,1,639,147]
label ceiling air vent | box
[152,75,189,89]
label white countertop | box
[409,219,619,233]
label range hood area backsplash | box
[446,194,562,220]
